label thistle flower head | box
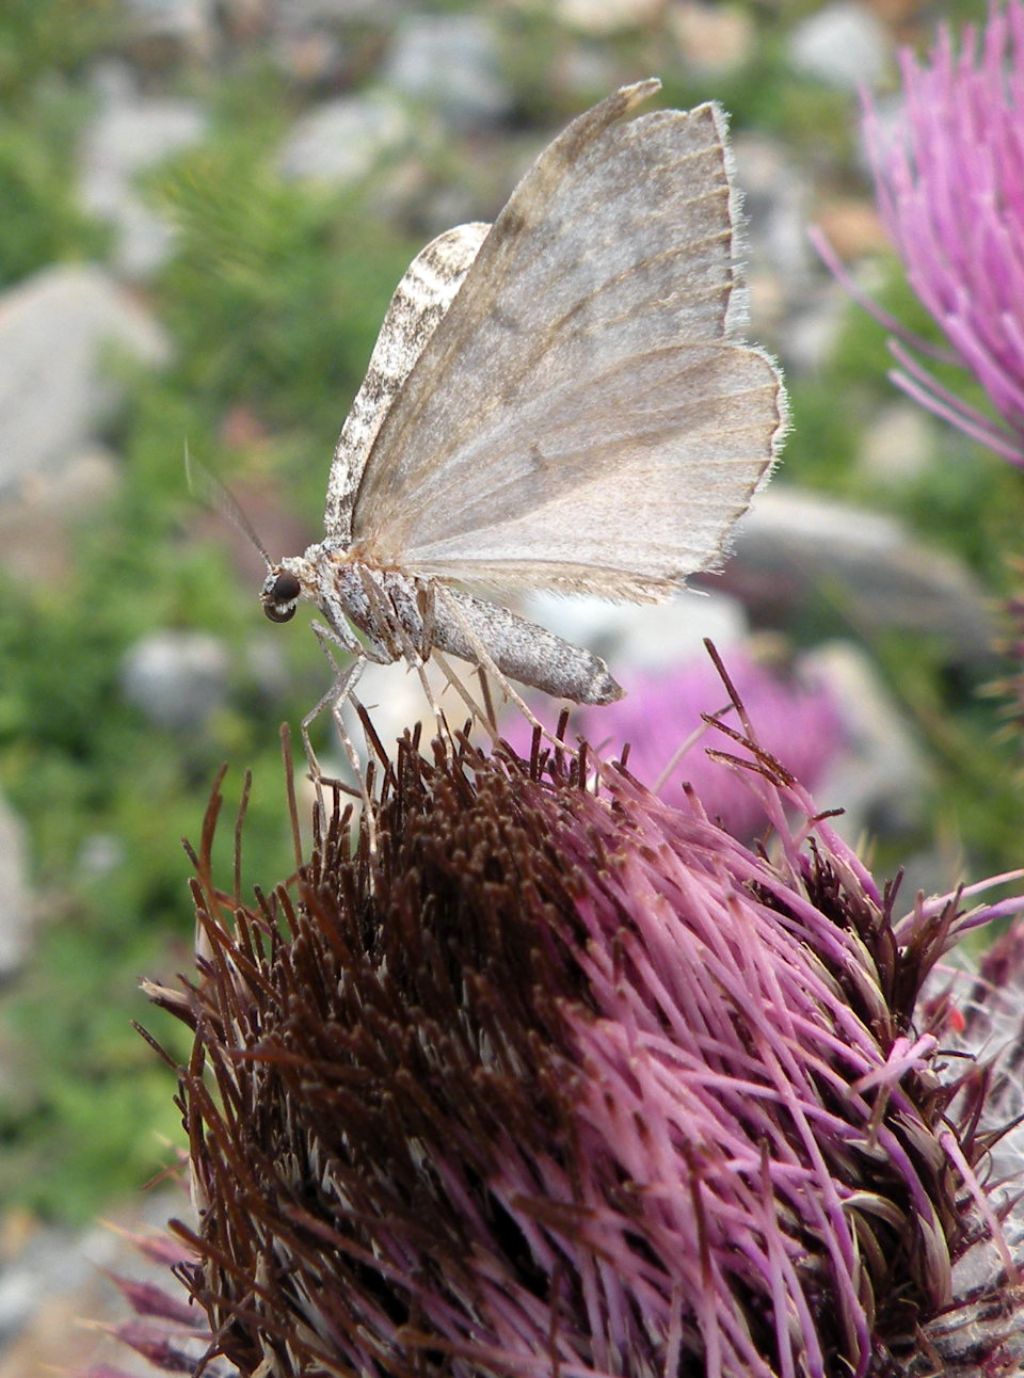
[92,711,1024,1378]
[818,0,1024,465]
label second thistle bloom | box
[845,1,1024,464]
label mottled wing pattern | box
[323,221,490,541]
[348,80,785,601]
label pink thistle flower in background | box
[812,0,1024,466]
[85,710,1024,1378]
[505,649,845,839]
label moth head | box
[261,565,303,624]
[184,449,304,625]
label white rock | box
[523,588,748,670]
[858,401,937,484]
[277,0,399,19]
[384,14,511,128]
[555,0,665,36]
[0,1192,196,1376]
[0,446,120,584]
[244,633,292,700]
[789,2,890,90]
[781,290,848,376]
[271,26,344,85]
[731,134,816,288]
[76,832,127,880]
[725,487,994,661]
[79,94,207,279]
[279,91,412,184]
[121,0,215,48]
[0,794,32,978]
[0,267,169,494]
[670,1,754,76]
[120,630,231,730]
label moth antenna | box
[184,442,273,568]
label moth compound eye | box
[263,569,301,624]
[272,570,301,603]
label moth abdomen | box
[433,586,623,706]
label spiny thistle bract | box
[97,715,1024,1378]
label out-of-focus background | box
[0,0,1019,1370]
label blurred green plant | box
[0,85,109,285]
[0,0,117,104]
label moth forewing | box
[260,79,785,765]
[340,88,782,594]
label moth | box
[258,79,786,753]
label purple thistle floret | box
[816,0,1024,465]
[87,715,1024,1378]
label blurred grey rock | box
[120,630,231,730]
[727,490,997,661]
[524,588,747,671]
[271,25,344,85]
[384,14,511,129]
[219,0,273,38]
[76,832,127,880]
[244,633,292,700]
[0,1225,91,1348]
[554,0,665,35]
[781,284,847,376]
[858,401,937,485]
[0,267,169,495]
[0,794,31,979]
[789,2,890,90]
[0,446,120,585]
[732,134,815,302]
[554,45,622,102]
[808,639,929,839]
[79,90,207,279]
[723,488,994,661]
[0,1194,214,1377]
[670,1,754,76]
[121,0,216,59]
[277,0,399,19]
[279,91,412,184]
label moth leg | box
[358,566,462,748]
[431,650,501,746]
[416,580,436,662]
[387,590,461,748]
[476,667,498,732]
[300,622,342,778]
[431,586,582,758]
[303,623,378,852]
[409,582,501,741]
[327,666,380,858]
